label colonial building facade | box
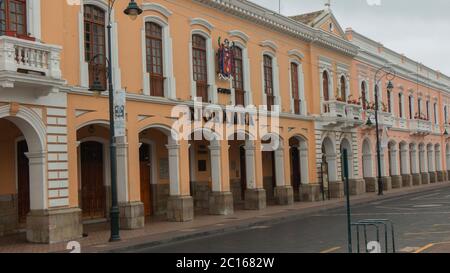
[0,0,449,243]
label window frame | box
[145,21,165,97]
[0,0,31,39]
[192,33,209,102]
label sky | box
[250,0,450,75]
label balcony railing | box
[364,110,394,128]
[321,100,363,127]
[0,36,61,79]
[409,119,432,135]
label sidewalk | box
[0,182,448,253]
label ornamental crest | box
[217,37,235,80]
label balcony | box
[363,110,394,129]
[409,119,432,136]
[0,36,63,92]
[320,100,363,128]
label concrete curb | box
[84,182,450,253]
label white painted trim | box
[141,16,176,99]
[260,40,278,52]
[142,3,173,17]
[228,30,249,43]
[189,29,216,103]
[287,49,305,60]
[27,0,41,40]
[190,18,214,31]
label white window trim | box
[409,95,415,119]
[141,15,176,99]
[337,73,349,101]
[78,1,121,90]
[230,41,252,106]
[359,79,369,104]
[261,51,280,111]
[319,67,333,113]
[189,29,216,103]
[398,92,405,118]
[288,59,306,115]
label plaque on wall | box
[159,158,169,179]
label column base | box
[274,186,294,205]
[329,181,344,199]
[429,172,437,183]
[364,177,378,193]
[26,208,82,244]
[437,171,445,182]
[412,173,422,186]
[209,192,234,216]
[381,176,392,191]
[390,175,403,189]
[299,184,322,202]
[119,201,144,230]
[244,189,266,210]
[401,174,413,187]
[348,179,366,196]
[421,173,430,185]
[167,196,194,222]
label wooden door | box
[291,147,301,190]
[239,146,247,201]
[81,141,106,220]
[17,140,30,223]
[140,143,152,216]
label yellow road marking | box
[320,246,341,253]
[414,243,435,253]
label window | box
[84,5,106,90]
[387,90,392,113]
[145,22,164,97]
[361,82,367,110]
[409,96,413,119]
[418,98,422,117]
[291,63,300,114]
[445,106,448,124]
[340,76,346,101]
[434,103,437,124]
[192,34,208,102]
[0,0,27,38]
[233,46,245,106]
[322,71,329,112]
[426,101,430,120]
[263,55,274,111]
[399,93,403,118]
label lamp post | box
[89,0,142,242]
[372,66,395,196]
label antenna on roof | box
[325,0,331,9]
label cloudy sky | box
[251,0,450,75]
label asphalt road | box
[136,186,450,253]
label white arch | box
[142,2,173,17]
[0,105,47,210]
[139,123,179,145]
[190,18,214,32]
[228,30,249,43]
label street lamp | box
[373,66,395,196]
[88,0,142,242]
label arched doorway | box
[388,141,401,188]
[139,143,152,217]
[427,144,436,183]
[17,139,30,224]
[77,124,110,221]
[289,135,309,201]
[399,142,412,187]
[435,144,444,182]
[0,108,46,239]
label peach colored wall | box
[0,120,23,195]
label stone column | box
[298,147,321,201]
[208,142,233,216]
[117,136,144,230]
[420,148,430,184]
[400,147,412,187]
[273,146,294,205]
[363,152,377,193]
[347,150,366,196]
[26,152,82,243]
[390,147,402,189]
[410,147,422,186]
[244,141,266,210]
[435,149,445,182]
[327,153,344,199]
[380,149,392,191]
[428,148,437,183]
[166,140,194,222]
